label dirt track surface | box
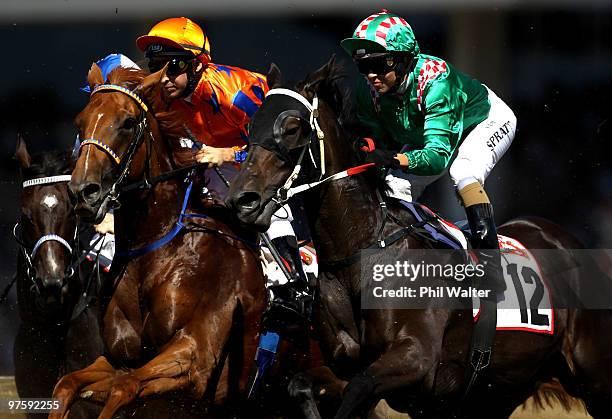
[0,376,592,419]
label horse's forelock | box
[23,150,73,179]
[107,67,148,88]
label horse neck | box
[303,116,384,263]
[114,122,184,251]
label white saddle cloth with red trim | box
[437,217,554,334]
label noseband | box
[256,88,373,204]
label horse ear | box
[136,63,167,97]
[14,133,31,169]
[298,54,337,100]
[266,63,282,89]
[87,63,104,92]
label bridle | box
[77,84,151,208]
[249,88,417,262]
[15,175,76,292]
[74,82,214,259]
[256,88,373,205]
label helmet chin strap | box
[388,55,416,95]
[182,60,204,98]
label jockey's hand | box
[94,212,114,235]
[195,146,234,167]
[364,149,404,169]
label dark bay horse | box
[227,57,612,418]
[13,136,104,404]
[51,65,266,418]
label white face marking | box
[92,112,104,137]
[42,194,59,209]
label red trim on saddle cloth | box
[473,235,555,335]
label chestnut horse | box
[228,57,612,418]
[50,65,265,418]
[13,137,104,403]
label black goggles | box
[148,58,192,76]
[354,54,398,76]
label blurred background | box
[0,0,611,376]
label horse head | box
[69,64,169,223]
[15,135,79,318]
[229,55,357,231]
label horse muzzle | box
[229,191,276,231]
[69,180,110,223]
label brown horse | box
[13,137,105,407]
[227,57,612,418]
[50,65,265,418]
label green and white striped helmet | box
[341,10,420,57]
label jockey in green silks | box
[342,10,517,293]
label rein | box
[77,83,227,259]
[261,88,426,270]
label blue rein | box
[116,181,207,258]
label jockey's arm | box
[401,132,452,175]
[401,78,462,175]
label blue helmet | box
[80,53,140,93]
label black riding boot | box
[263,235,314,336]
[465,203,506,295]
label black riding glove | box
[364,149,402,169]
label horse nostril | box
[234,191,261,212]
[40,277,62,290]
[68,184,78,206]
[81,182,101,204]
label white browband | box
[23,175,72,188]
[266,88,314,111]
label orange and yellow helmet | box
[136,17,211,63]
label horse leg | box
[334,308,446,419]
[65,306,104,372]
[288,372,323,419]
[52,277,143,419]
[289,366,348,419]
[49,356,117,419]
[95,341,194,419]
[316,274,361,375]
[564,310,612,419]
[14,323,63,399]
[94,297,240,419]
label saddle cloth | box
[400,201,553,334]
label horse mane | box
[21,150,73,180]
[296,56,389,192]
[106,67,196,167]
[295,56,357,132]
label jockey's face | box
[157,60,203,101]
[161,70,189,100]
[366,70,397,95]
[355,53,399,95]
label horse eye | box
[123,118,137,130]
[283,125,300,136]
